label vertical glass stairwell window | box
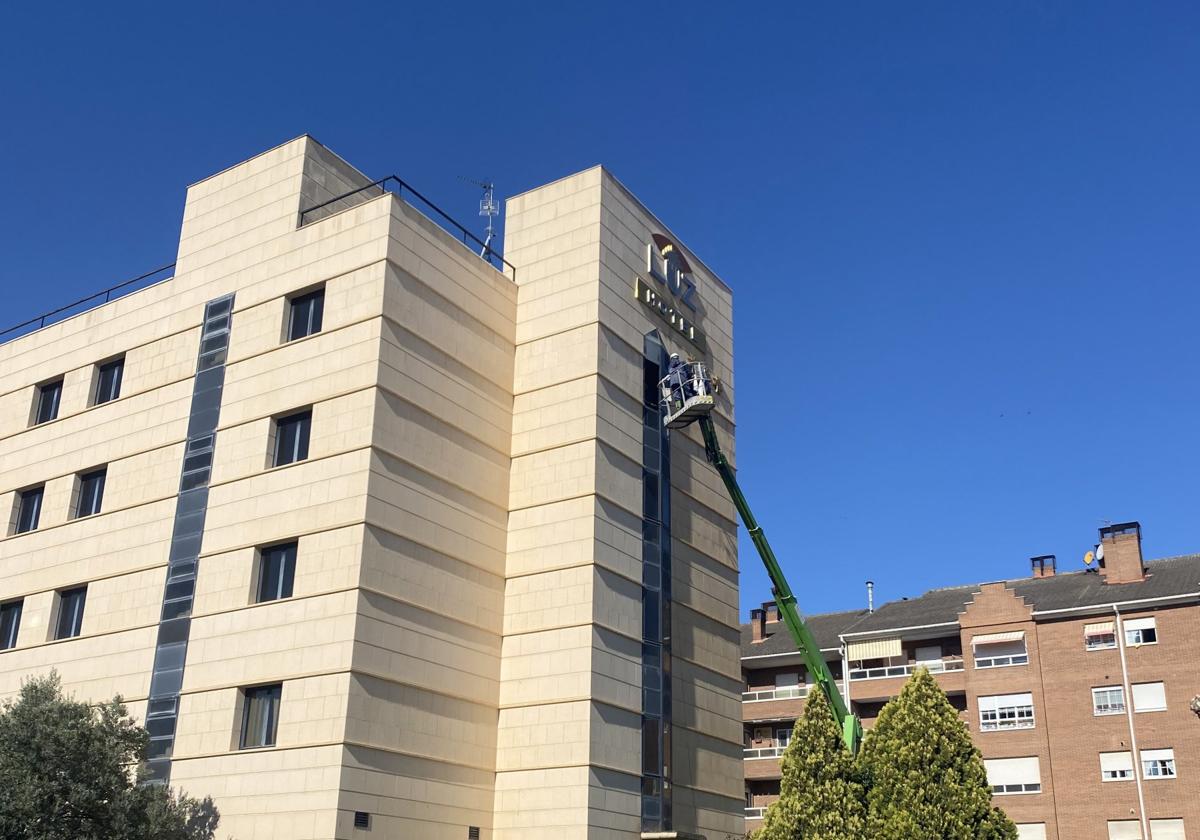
[640,335,673,832]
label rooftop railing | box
[0,263,176,345]
[297,175,516,279]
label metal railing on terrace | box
[297,175,516,279]
[0,263,176,345]
[744,745,788,760]
[742,685,810,703]
[849,658,964,682]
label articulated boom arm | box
[697,416,863,753]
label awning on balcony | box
[971,630,1024,646]
[846,637,902,660]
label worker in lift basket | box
[667,353,692,408]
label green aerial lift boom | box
[660,360,863,753]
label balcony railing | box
[744,745,788,760]
[745,806,768,820]
[974,653,1029,669]
[743,685,810,703]
[849,658,964,682]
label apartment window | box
[979,692,1035,731]
[13,486,44,534]
[1100,751,1135,781]
[1016,825,1047,840]
[1132,681,1167,713]
[1085,621,1118,650]
[1109,822,1143,840]
[984,756,1041,794]
[256,542,297,603]
[1150,819,1186,840]
[273,410,311,467]
[54,586,87,639]
[1093,686,1126,716]
[287,288,324,341]
[1142,748,1177,779]
[973,632,1028,669]
[33,379,63,425]
[0,600,22,650]
[74,468,106,518]
[1125,617,1158,646]
[93,357,124,405]
[239,684,282,749]
[776,728,793,749]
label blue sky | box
[3,3,1197,618]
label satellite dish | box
[1083,551,1095,566]
[1096,543,1105,562]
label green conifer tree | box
[756,687,865,840]
[859,667,1017,840]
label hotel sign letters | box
[634,233,705,348]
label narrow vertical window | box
[256,542,297,603]
[240,684,282,749]
[0,600,23,650]
[273,411,311,467]
[54,586,87,639]
[74,468,107,518]
[287,288,325,341]
[14,486,44,534]
[93,357,125,405]
[34,379,63,425]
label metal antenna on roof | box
[460,177,498,258]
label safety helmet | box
[670,353,680,361]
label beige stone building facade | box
[0,137,743,840]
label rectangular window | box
[979,692,1035,731]
[34,379,63,425]
[1125,617,1158,646]
[1093,686,1126,716]
[1016,826,1047,840]
[1100,751,1135,781]
[1142,748,1177,779]
[1133,682,1167,713]
[74,468,106,518]
[984,756,1041,794]
[1109,822,1143,840]
[775,728,793,748]
[54,586,87,639]
[93,357,124,405]
[973,632,1028,669]
[0,600,22,650]
[14,486,44,534]
[273,410,311,467]
[1150,819,1186,840]
[240,684,282,749]
[1086,620,1118,650]
[287,288,324,341]
[256,542,297,603]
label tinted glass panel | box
[288,289,325,341]
[55,587,87,639]
[273,411,311,466]
[95,358,124,404]
[257,543,297,602]
[75,469,106,518]
[15,487,43,534]
[35,380,62,424]
[641,718,661,774]
[0,601,22,650]
[241,684,282,748]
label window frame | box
[54,586,87,640]
[239,683,282,750]
[1092,685,1127,716]
[255,542,297,603]
[286,287,325,342]
[33,378,63,425]
[74,468,107,518]
[1141,748,1177,780]
[0,600,23,650]
[979,692,1036,731]
[93,356,125,406]
[1124,617,1158,647]
[13,485,44,534]
[272,410,312,468]
[1100,751,1135,782]
[1132,681,1168,714]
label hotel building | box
[742,522,1200,840]
[0,136,744,840]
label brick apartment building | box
[741,522,1200,840]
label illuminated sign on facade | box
[634,234,705,348]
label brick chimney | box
[1098,522,1146,584]
[750,607,767,642]
[764,601,780,623]
[1031,555,1056,578]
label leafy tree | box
[859,667,1016,840]
[756,687,865,840]
[0,672,220,840]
